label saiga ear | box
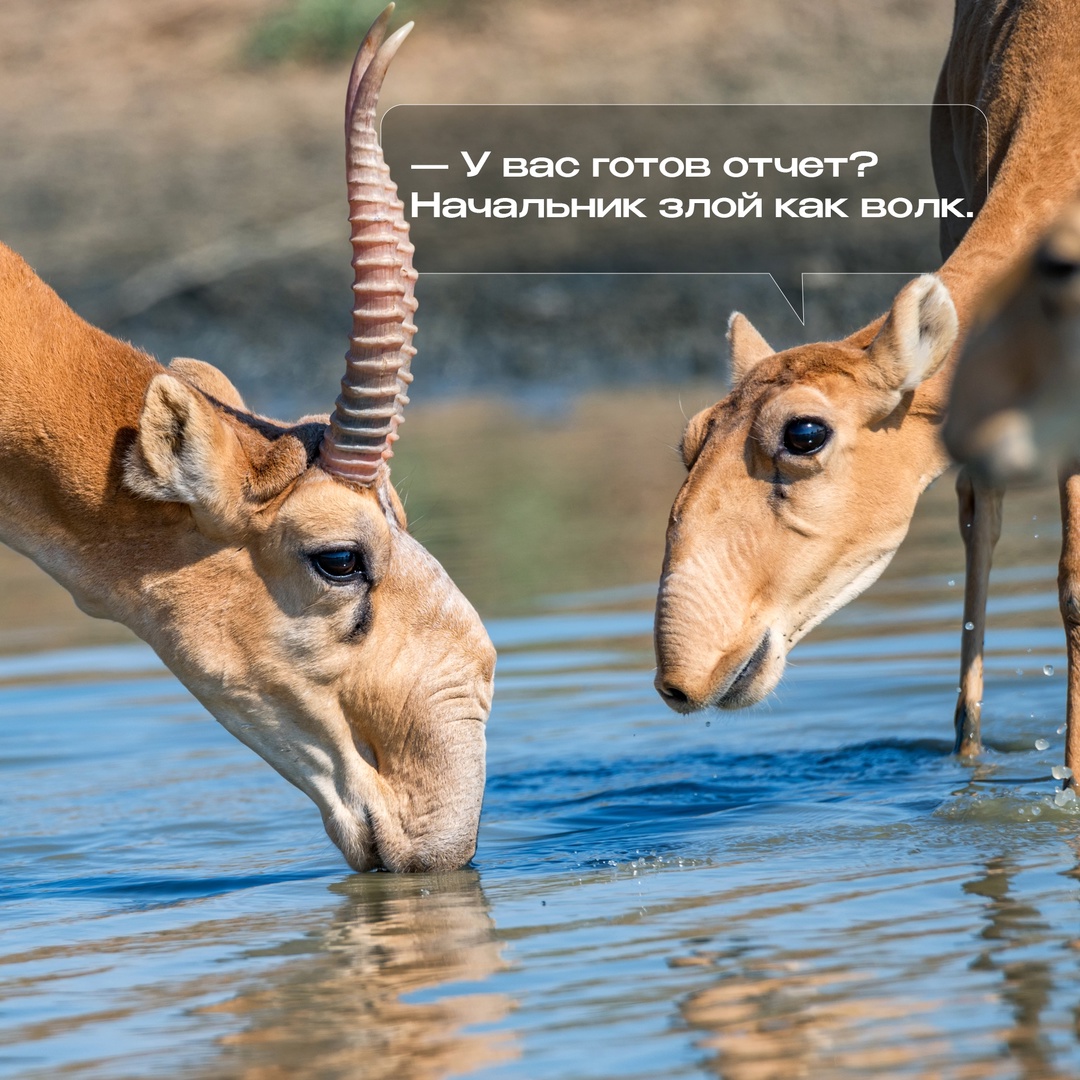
[867,274,958,396]
[124,374,247,533]
[167,357,248,411]
[727,312,774,383]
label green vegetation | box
[246,0,437,66]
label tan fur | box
[946,202,1080,478]
[0,242,495,871]
[726,313,774,383]
[946,201,1080,782]
[655,0,1080,755]
[168,357,250,411]
[657,277,954,712]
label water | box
[3,386,1080,1078]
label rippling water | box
[3,388,1080,1078]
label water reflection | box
[678,850,1077,1079]
[680,945,956,1077]
[196,872,516,1079]
[965,856,1060,1080]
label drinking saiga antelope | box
[946,201,1080,780]
[654,0,1080,764]
[0,8,495,871]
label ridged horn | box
[319,6,417,485]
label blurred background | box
[0,0,957,620]
[0,0,953,395]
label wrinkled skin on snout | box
[945,203,1080,483]
[116,363,495,872]
[655,276,958,713]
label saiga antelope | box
[654,0,1080,766]
[0,8,496,871]
[946,203,1080,480]
[946,201,1080,778]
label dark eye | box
[1036,247,1080,280]
[311,549,365,582]
[782,417,830,455]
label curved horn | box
[319,7,417,485]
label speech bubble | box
[382,105,986,324]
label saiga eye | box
[782,417,831,455]
[311,550,364,582]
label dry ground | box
[0,0,954,403]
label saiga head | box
[654,275,957,712]
[119,8,495,871]
[945,202,1080,482]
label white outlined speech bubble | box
[383,104,987,324]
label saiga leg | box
[954,467,1004,756]
[1058,466,1080,785]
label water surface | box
[2,387,1079,1078]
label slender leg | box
[954,467,1005,756]
[1058,465,1080,785]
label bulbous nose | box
[654,672,702,713]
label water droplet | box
[1052,765,1074,780]
[964,621,975,631]
[1016,668,1024,676]
[1055,788,1078,807]
[1035,533,1040,538]
[1044,664,1055,676]
[948,579,956,587]
[1058,725,1067,735]
[1036,738,1050,751]
[1033,515,1038,521]
[705,720,711,727]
